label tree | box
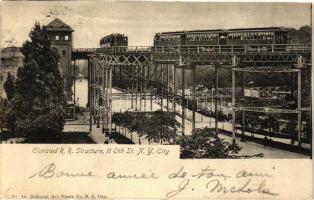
[3,72,15,101]
[9,22,67,143]
[287,26,311,44]
[177,127,242,159]
[145,111,180,144]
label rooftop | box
[44,18,73,32]
[1,47,24,58]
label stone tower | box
[44,18,74,100]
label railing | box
[72,48,98,53]
[73,44,311,54]
[152,44,311,54]
[73,46,152,53]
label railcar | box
[154,31,184,52]
[153,27,288,53]
[226,28,288,52]
[99,33,128,53]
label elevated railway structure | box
[72,43,311,147]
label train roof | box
[155,30,223,35]
[101,33,127,39]
[155,31,184,35]
[185,29,224,33]
[227,27,288,32]
[155,27,287,36]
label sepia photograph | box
[0,1,312,159]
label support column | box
[149,63,153,111]
[131,66,134,110]
[166,64,170,111]
[139,65,143,111]
[102,62,106,133]
[241,72,245,142]
[173,64,177,135]
[144,65,147,111]
[173,64,177,112]
[73,59,76,105]
[92,62,96,123]
[215,65,219,134]
[181,58,186,136]
[105,67,109,132]
[297,70,302,147]
[88,59,92,132]
[192,65,196,131]
[73,60,77,117]
[135,65,139,111]
[232,69,236,145]
[109,66,113,135]
[161,64,164,111]
[96,64,101,128]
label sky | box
[1,1,312,48]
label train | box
[100,33,128,47]
[96,27,308,53]
[153,27,290,53]
[154,27,288,46]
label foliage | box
[3,72,15,101]
[287,25,311,44]
[145,111,179,144]
[112,111,180,144]
[177,127,242,159]
[0,99,9,135]
[8,22,67,143]
[55,132,95,144]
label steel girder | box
[232,67,301,73]
[91,53,151,66]
[235,106,300,114]
[153,53,311,66]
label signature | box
[206,178,279,196]
[166,167,278,198]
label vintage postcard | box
[0,1,313,199]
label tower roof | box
[44,18,73,32]
[1,47,24,59]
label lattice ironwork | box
[90,53,151,66]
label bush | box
[177,127,242,159]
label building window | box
[65,35,69,40]
[55,35,59,40]
[62,50,66,55]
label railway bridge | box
[71,44,311,146]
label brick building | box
[44,18,74,100]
